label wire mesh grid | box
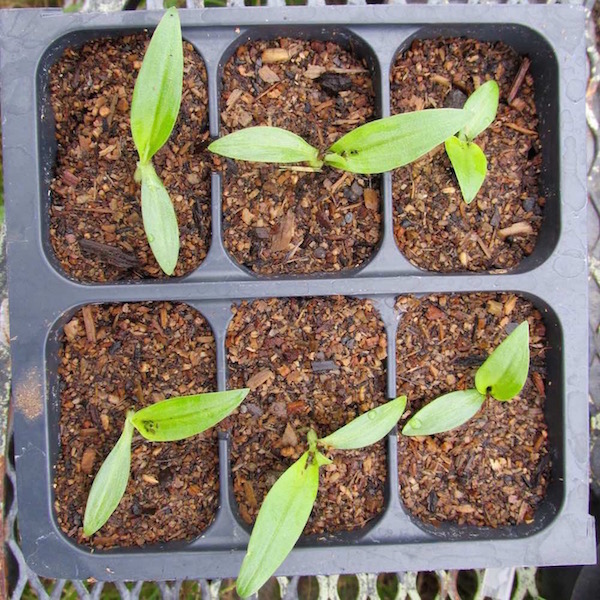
[2,0,598,597]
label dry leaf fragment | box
[64,318,81,341]
[304,65,326,79]
[241,208,254,225]
[142,474,159,485]
[364,188,379,211]
[261,48,290,64]
[258,65,280,84]
[247,369,274,390]
[271,211,295,252]
[81,448,96,474]
[281,423,299,447]
[226,88,243,109]
[498,221,533,239]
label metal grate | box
[3,0,598,597]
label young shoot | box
[402,321,529,437]
[209,108,471,175]
[444,80,499,204]
[130,7,183,275]
[83,388,249,537]
[236,395,407,598]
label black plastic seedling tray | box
[0,4,596,582]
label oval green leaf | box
[208,127,320,165]
[475,321,530,401]
[131,7,183,164]
[131,388,250,442]
[319,396,407,450]
[461,80,499,141]
[401,389,485,436]
[140,162,179,275]
[83,413,134,537]
[236,452,319,598]
[323,108,469,174]
[445,136,487,204]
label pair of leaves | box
[209,109,469,175]
[402,322,529,436]
[445,80,499,204]
[236,396,406,598]
[130,7,183,275]
[83,388,249,537]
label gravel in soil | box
[49,35,211,282]
[225,297,388,534]
[396,293,550,527]
[218,39,381,275]
[392,38,544,272]
[54,302,219,548]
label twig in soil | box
[79,239,140,269]
[505,122,538,137]
[507,57,531,104]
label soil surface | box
[54,302,219,548]
[218,38,381,275]
[225,297,388,534]
[396,293,550,527]
[392,38,544,272]
[49,35,211,282]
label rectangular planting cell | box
[42,33,212,282]
[217,30,383,276]
[395,293,559,537]
[51,302,220,548]
[0,4,594,583]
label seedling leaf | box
[319,396,407,449]
[131,7,183,164]
[208,127,321,165]
[445,136,487,204]
[140,162,180,275]
[83,412,134,536]
[461,80,499,141]
[131,389,250,442]
[475,321,530,401]
[236,452,319,598]
[402,389,485,436]
[324,109,469,174]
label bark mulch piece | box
[49,35,211,282]
[392,38,544,272]
[218,38,381,275]
[54,302,219,549]
[396,293,550,528]
[225,296,388,534]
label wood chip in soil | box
[54,302,219,548]
[396,293,550,528]
[225,297,388,534]
[217,39,381,275]
[49,35,211,282]
[391,38,544,272]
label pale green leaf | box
[319,396,406,450]
[461,80,499,141]
[445,136,487,204]
[402,389,485,436]
[314,451,332,466]
[208,127,320,165]
[131,389,250,442]
[140,162,179,275]
[131,7,183,163]
[236,452,319,598]
[475,322,530,401]
[83,413,134,536]
[323,109,469,174]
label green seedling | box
[236,396,407,598]
[130,7,183,275]
[83,388,249,537]
[209,109,471,175]
[402,321,529,437]
[444,80,499,204]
